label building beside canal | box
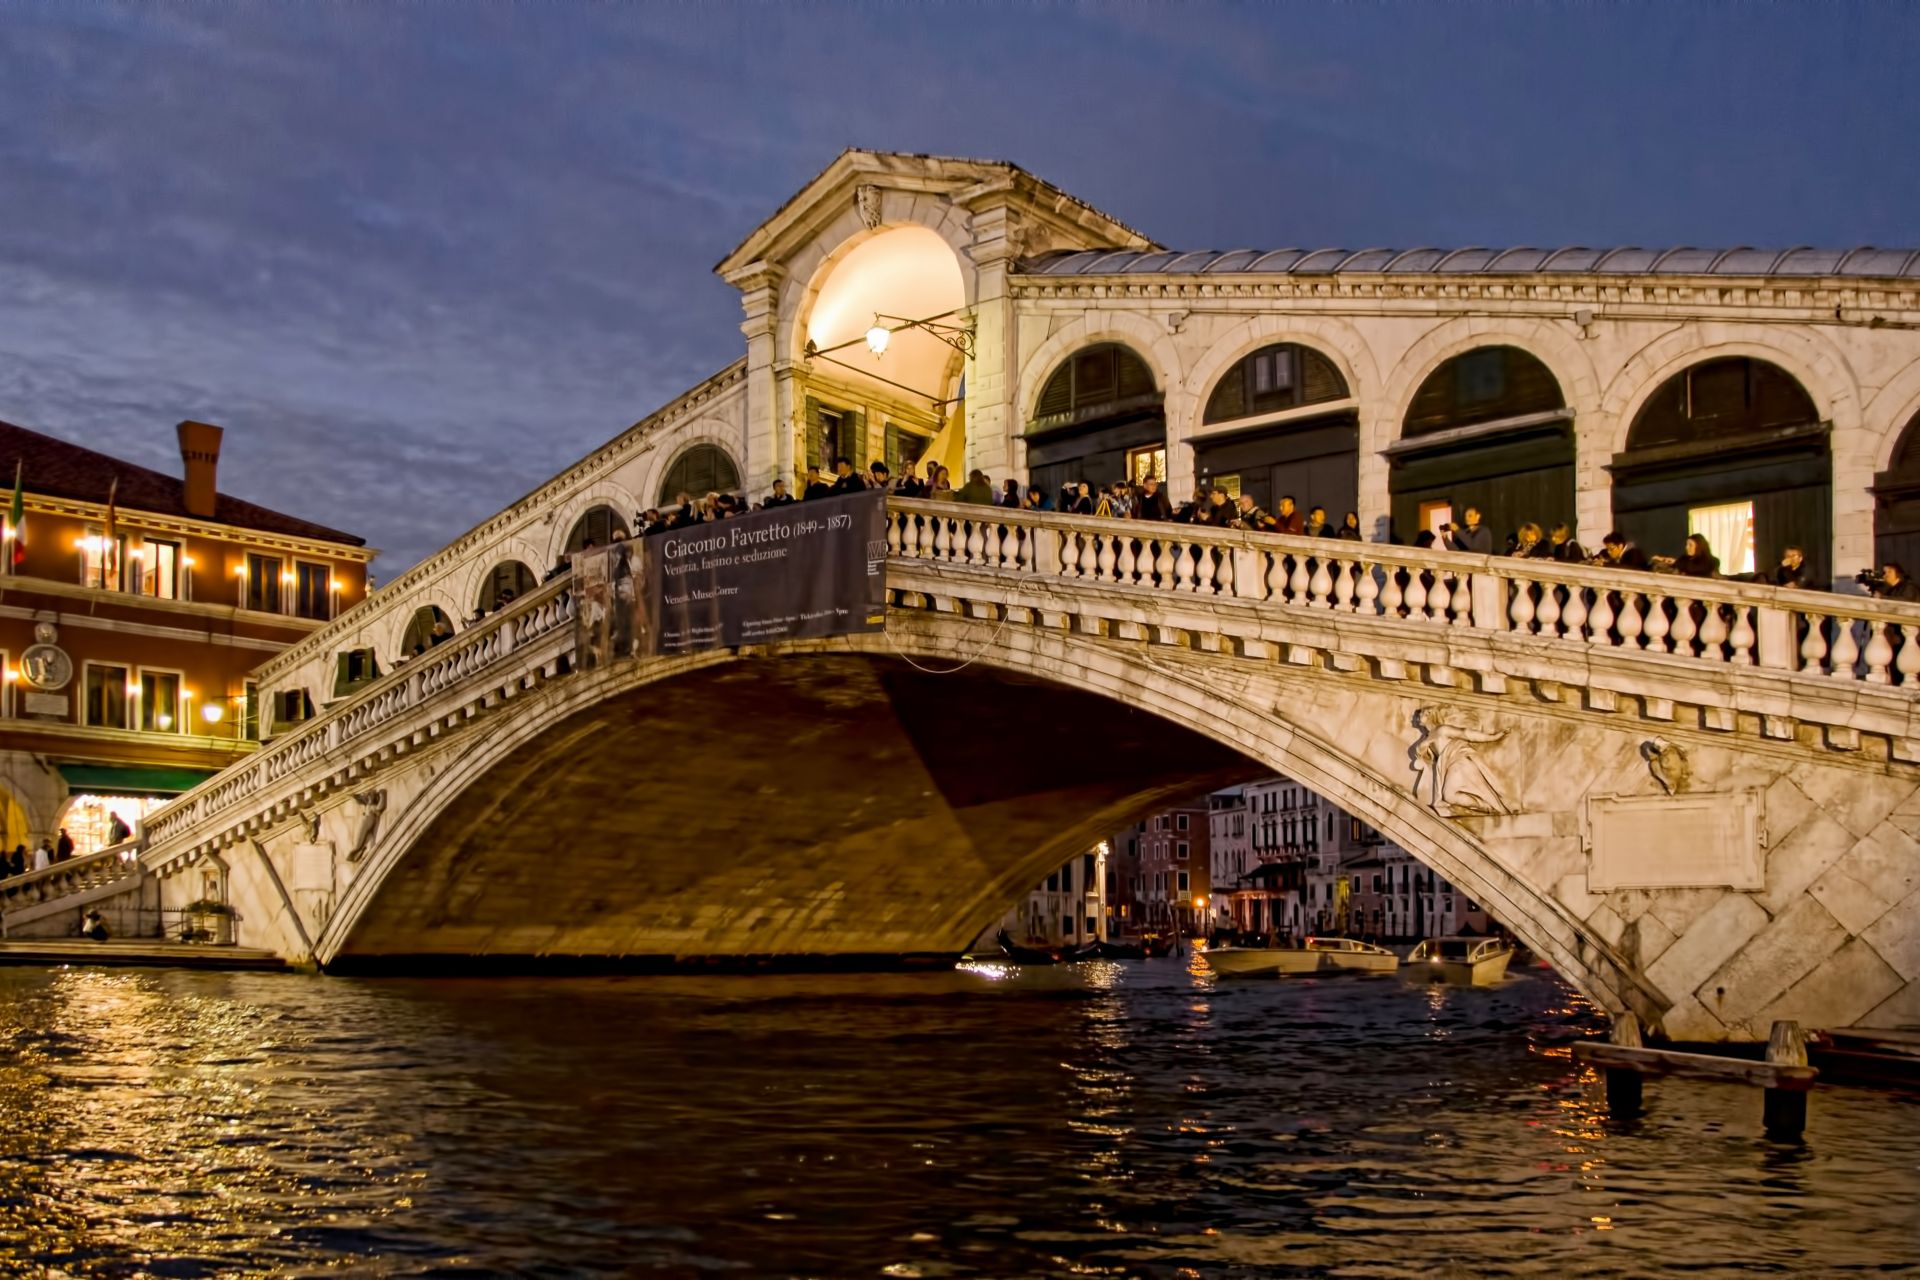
[987,845,1107,949]
[0,419,371,853]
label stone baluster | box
[1726,605,1754,664]
[1896,626,1920,686]
[1154,539,1176,588]
[1404,571,1429,621]
[1670,599,1700,658]
[1449,573,1474,626]
[1617,593,1645,649]
[1265,552,1288,600]
[1587,590,1615,645]
[932,517,951,561]
[1173,542,1196,592]
[1331,560,1355,612]
[1800,616,1830,674]
[1308,556,1333,608]
[1116,537,1138,585]
[1213,545,1234,595]
[1509,580,1537,633]
[984,522,1003,568]
[1830,619,1860,680]
[1382,568,1413,617]
[965,521,985,565]
[886,516,903,558]
[1096,535,1118,582]
[1356,563,1381,616]
[1536,583,1563,638]
[1061,531,1083,579]
[1642,596,1671,654]
[1863,621,1894,684]
[1560,587,1587,641]
[1287,554,1311,605]
[1427,571,1451,622]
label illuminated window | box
[246,554,283,613]
[84,664,130,729]
[140,670,182,733]
[137,540,182,599]
[294,562,331,620]
[1688,501,1756,575]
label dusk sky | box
[5,3,1915,572]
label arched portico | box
[312,618,1660,1025]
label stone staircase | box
[0,843,144,937]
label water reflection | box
[0,961,1913,1275]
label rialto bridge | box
[4,150,1919,1045]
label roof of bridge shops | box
[1018,245,1920,278]
[0,419,366,546]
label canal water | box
[0,959,1913,1277]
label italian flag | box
[7,460,21,568]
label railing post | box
[1231,547,1265,600]
[1033,525,1063,576]
[1471,570,1509,631]
[1755,606,1795,670]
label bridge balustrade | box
[0,843,141,928]
[885,499,1920,687]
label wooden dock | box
[0,939,289,971]
[1573,1015,1818,1137]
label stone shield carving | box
[856,184,883,230]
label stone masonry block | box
[1795,769,1916,840]
[1701,895,1849,1029]
[1644,892,1769,1001]
[1757,807,1857,915]
[1619,908,1679,971]
[1753,937,1905,1035]
[1861,891,1920,982]
[1860,982,1920,1030]
[1807,821,1920,936]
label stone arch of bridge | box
[309,617,1658,1026]
[545,479,644,568]
[1017,313,1187,427]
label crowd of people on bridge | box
[519,450,1920,604]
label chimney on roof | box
[177,420,223,519]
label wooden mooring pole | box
[1573,1018,1816,1139]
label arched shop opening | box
[565,505,629,554]
[1610,357,1828,583]
[1025,344,1165,501]
[401,605,454,656]
[657,445,741,505]
[476,560,536,613]
[1872,408,1920,572]
[1386,346,1572,544]
[0,786,28,851]
[1190,342,1354,517]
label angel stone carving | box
[345,790,388,864]
[1410,707,1515,817]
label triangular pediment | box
[714,149,1157,279]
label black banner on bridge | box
[637,489,889,656]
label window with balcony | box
[246,554,284,613]
[294,562,331,620]
[84,664,131,729]
[79,528,124,590]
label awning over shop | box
[55,764,217,798]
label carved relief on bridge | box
[1408,706,1515,818]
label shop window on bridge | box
[1194,342,1355,526]
[401,605,454,657]
[333,647,381,698]
[658,445,741,505]
[804,400,865,472]
[1872,409,1920,573]
[1388,346,1572,546]
[883,423,930,476]
[1026,344,1164,501]
[274,688,314,730]
[564,506,628,554]
[477,561,536,613]
[1611,357,1827,586]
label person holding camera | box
[1772,546,1811,590]
[1870,562,1920,603]
[1442,506,1493,554]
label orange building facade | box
[0,419,371,856]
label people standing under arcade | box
[32,840,51,872]
[1335,511,1363,541]
[830,459,865,496]
[1271,495,1304,535]
[761,480,794,509]
[999,478,1022,507]
[1067,482,1096,515]
[895,463,928,499]
[1772,545,1810,590]
[802,466,833,501]
[1511,522,1549,559]
[1302,505,1331,538]
[957,470,995,505]
[56,827,74,861]
[1229,494,1274,533]
[1668,533,1720,579]
[1023,486,1053,512]
[1595,532,1650,571]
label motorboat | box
[1201,936,1399,978]
[1404,936,1515,985]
